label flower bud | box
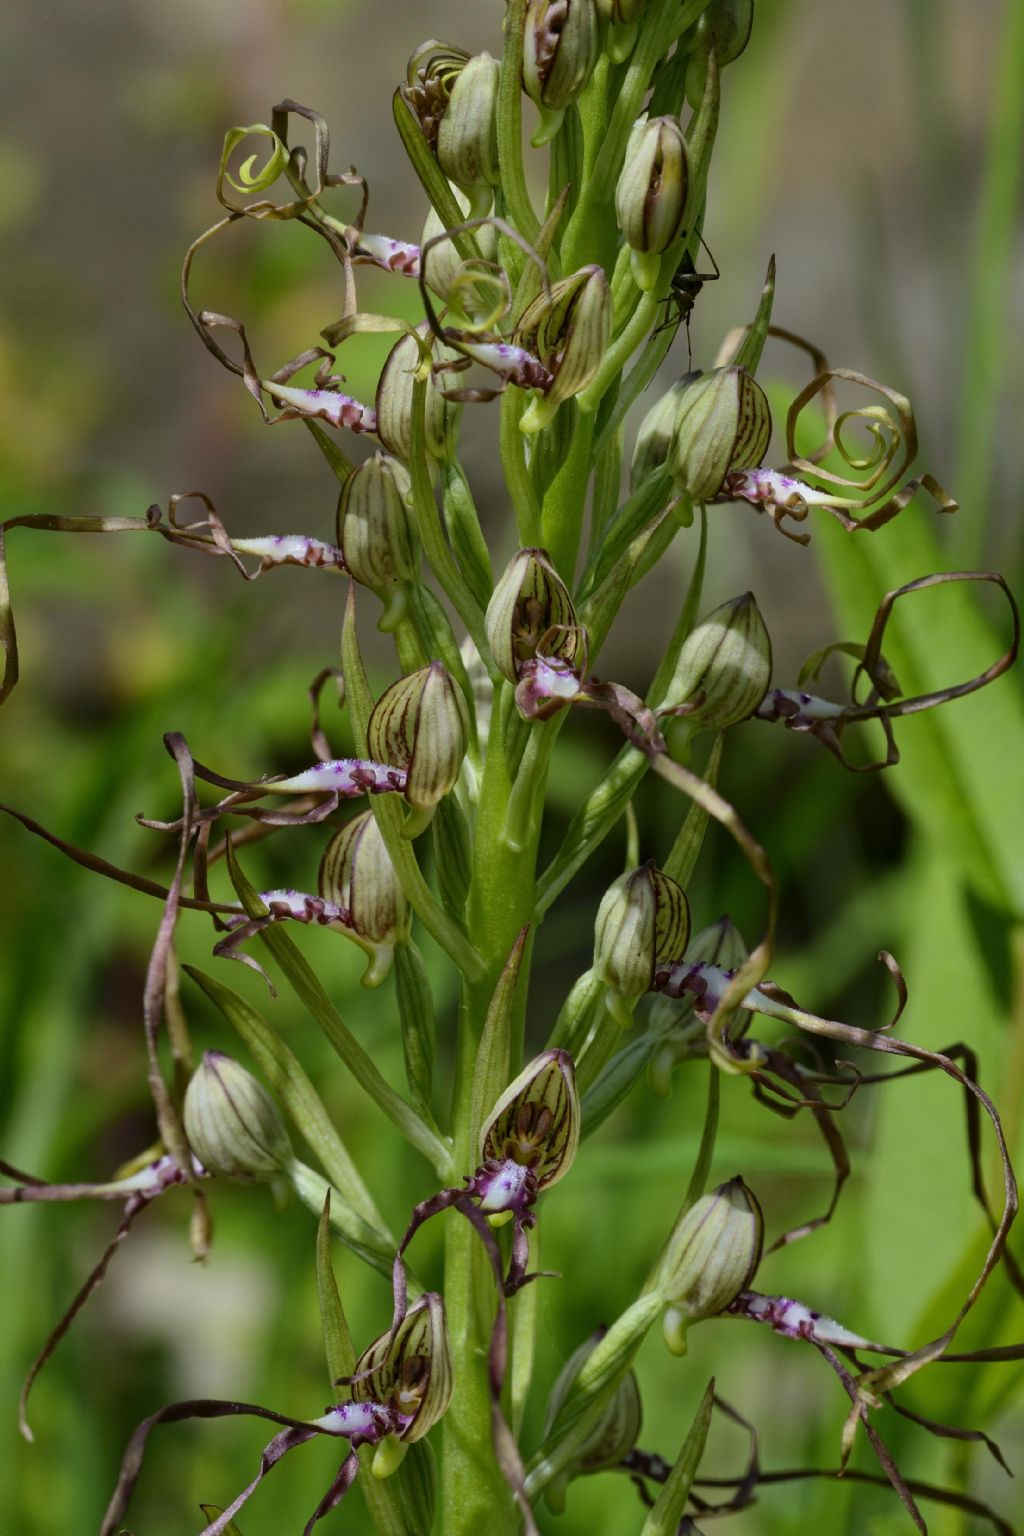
[367,662,469,821]
[436,53,501,204]
[595,0,647,63]
[615,116,690,289]
[337,453,418,601]
[485,548,579,684]
[375,329,462,463]
[667,367,772,502]
[594,862,690,1017]
[480,1049,580,1196]
[183,1052,293,1184]
[685,0,755,109]
[664,593,772,731]
[421,199,499,305]
[630,378,689,492]
[403,40,468,148]
[523,0,600,145]
[515,266,612,431]
[542,1329,643,1512]
[655,1177,763,1354]
[319,810,408,985]
[352,1292,453,1445]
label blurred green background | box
[1,0,1023,1531]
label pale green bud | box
[542,1329,643,1511]
[515,265,612,431]
[436,52,501,199]
[615,116,690,289]
[523,0,600,145]
[480,1049,580,1194]
[631,378,689,492]
[484,547,580,684]
[337,453,417,599]
[421,198,499,305]
[375,329,462,463]
[665,593,772,731]
[368,662,469,819]
[352,1291,453,1445]
[667,366,772,502]
[594,862,690,1011]
[656,1177,763,1354]
[685,0,755,109]
[183,1052,293,1183]
[318,810,408,985]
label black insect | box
[656,233,721,365]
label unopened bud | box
[337,454,418,608]
[319,810,408,985]
[403,41,468,149]
[183,1052,293,1184]
[656,1177,763,1353]
[352,1292,453,1446]
[631,378,690,492]
[515,265,612,431]
[594,862,690,1020]
[485,547,579,684]
[668,367,772,502]
[595,0,647,63]
[367,662,469,825]
[421,199,499,305]
[436,53,501,206]
[523,0,600,145]
[480,1049,580,1197]
[376,329,462,463]
[665,593,772,731]
[542,1329,643,1512]
[685,1,755,109]
[615,116,690,290]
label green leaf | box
[639,1378,714,1536]
[224,840,451,1174]
[184,964,387,1234]
[470,926,529,1146]
[315,1194,356,1383]
[290,1161,396,1279]
[663,733,723,886]
[393,941,437,1124]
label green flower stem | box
[498,0,541,243]
[524,1293,663,1498]
[442,690,551,1536]
[576,51,611,186]
[408,381,494,675]
[499,388,544,546]
[502,716,561,853]
[561,0,709,272]
[593,318,677,459]
[576,289,660,415]
[540,409,595,577]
